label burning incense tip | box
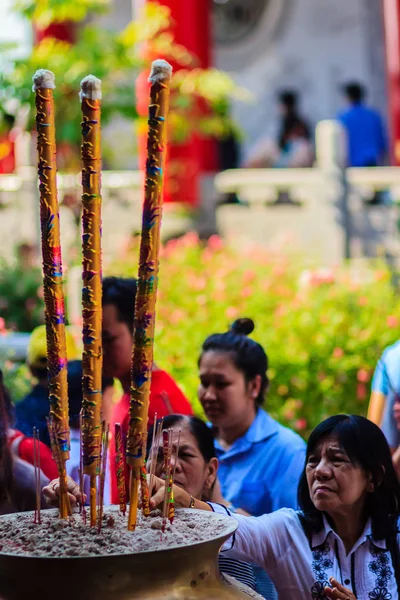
[32,69,56,91]
[80,75,102,101]
[148,59,172,84]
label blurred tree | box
[0,1,247,167]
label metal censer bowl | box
[0,508,262,600]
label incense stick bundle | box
[79,75,103,527]
[33,69,70,519]
[126,59,172,531]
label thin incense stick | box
[33,68,70,519]
[115,423,127,516]
[168,430,180,525]
[162,429,172,532]
[98,422,109,532]
[33,427,41,524]
[126,59,172,531]
[148,418,163,498]
[78,410,87,522]
[79,75,103,528]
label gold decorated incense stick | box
[115,423,127,515]
[126,59,172,531]
[33,69,70,519]
[79,74,103,527]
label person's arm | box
[368,356,389,425]
[150,476,287,574]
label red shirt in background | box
[8,429,59,481]
[109,369,193,504]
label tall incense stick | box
[79,74,103,527]
[126,59,172,531]
[33,69,70,519]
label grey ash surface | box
[0,507,234,558]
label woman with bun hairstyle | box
[200,318,306,514]
[199,318,306,598]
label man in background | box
[337,82,388,169]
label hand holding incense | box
[79,74,103,527]
[33,69,70,519]
[126,59,172,531]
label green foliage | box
[110,235,400,437]
[0,254,44,332]
[2,235,395,437]
[0,1,244,159]
[14,0,111,26]
[2,361,33,403]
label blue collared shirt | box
[337,103,388,167]
[371,340,400,448]
[214,408,306,516]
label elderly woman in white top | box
[150,414,400,600]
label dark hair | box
[67,361,112,428]
[344,82,365,104]
[199,318,269,406]
[278,90,298,110]
[147,415,216,462]
[0,370,13,503]
[102,276,137,333]
[67,360,83,429]
[298,414,400,541]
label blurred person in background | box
[102,277,193,504]
[198,318,306,598]
[66,360,111,504]
[337,82,388,169]
[369,340,400,449]
[244,90,313,170]
[0,368,49,514]
[147,414,257,591]
[15,324,79,447]
[1,369,57,481]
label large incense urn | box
[0,508,262,600]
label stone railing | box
[0,167,191,264]
[214,121,400,266]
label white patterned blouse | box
[210,505,400,600]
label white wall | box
[214,0,388,161]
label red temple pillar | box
[137,0,217,205]
[383,0,400,165]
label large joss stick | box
[126,59,172,531]
[33,69,70,519]
[79,75,103,527]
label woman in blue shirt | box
[198,318,306,597]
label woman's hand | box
[149,476,212,512]
[42,477,86,508]
[149,476,190,510]
[324,578,357,600]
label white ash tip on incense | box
[148,59,173,84]
[32,69,56,91]
[79,75,102,101]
